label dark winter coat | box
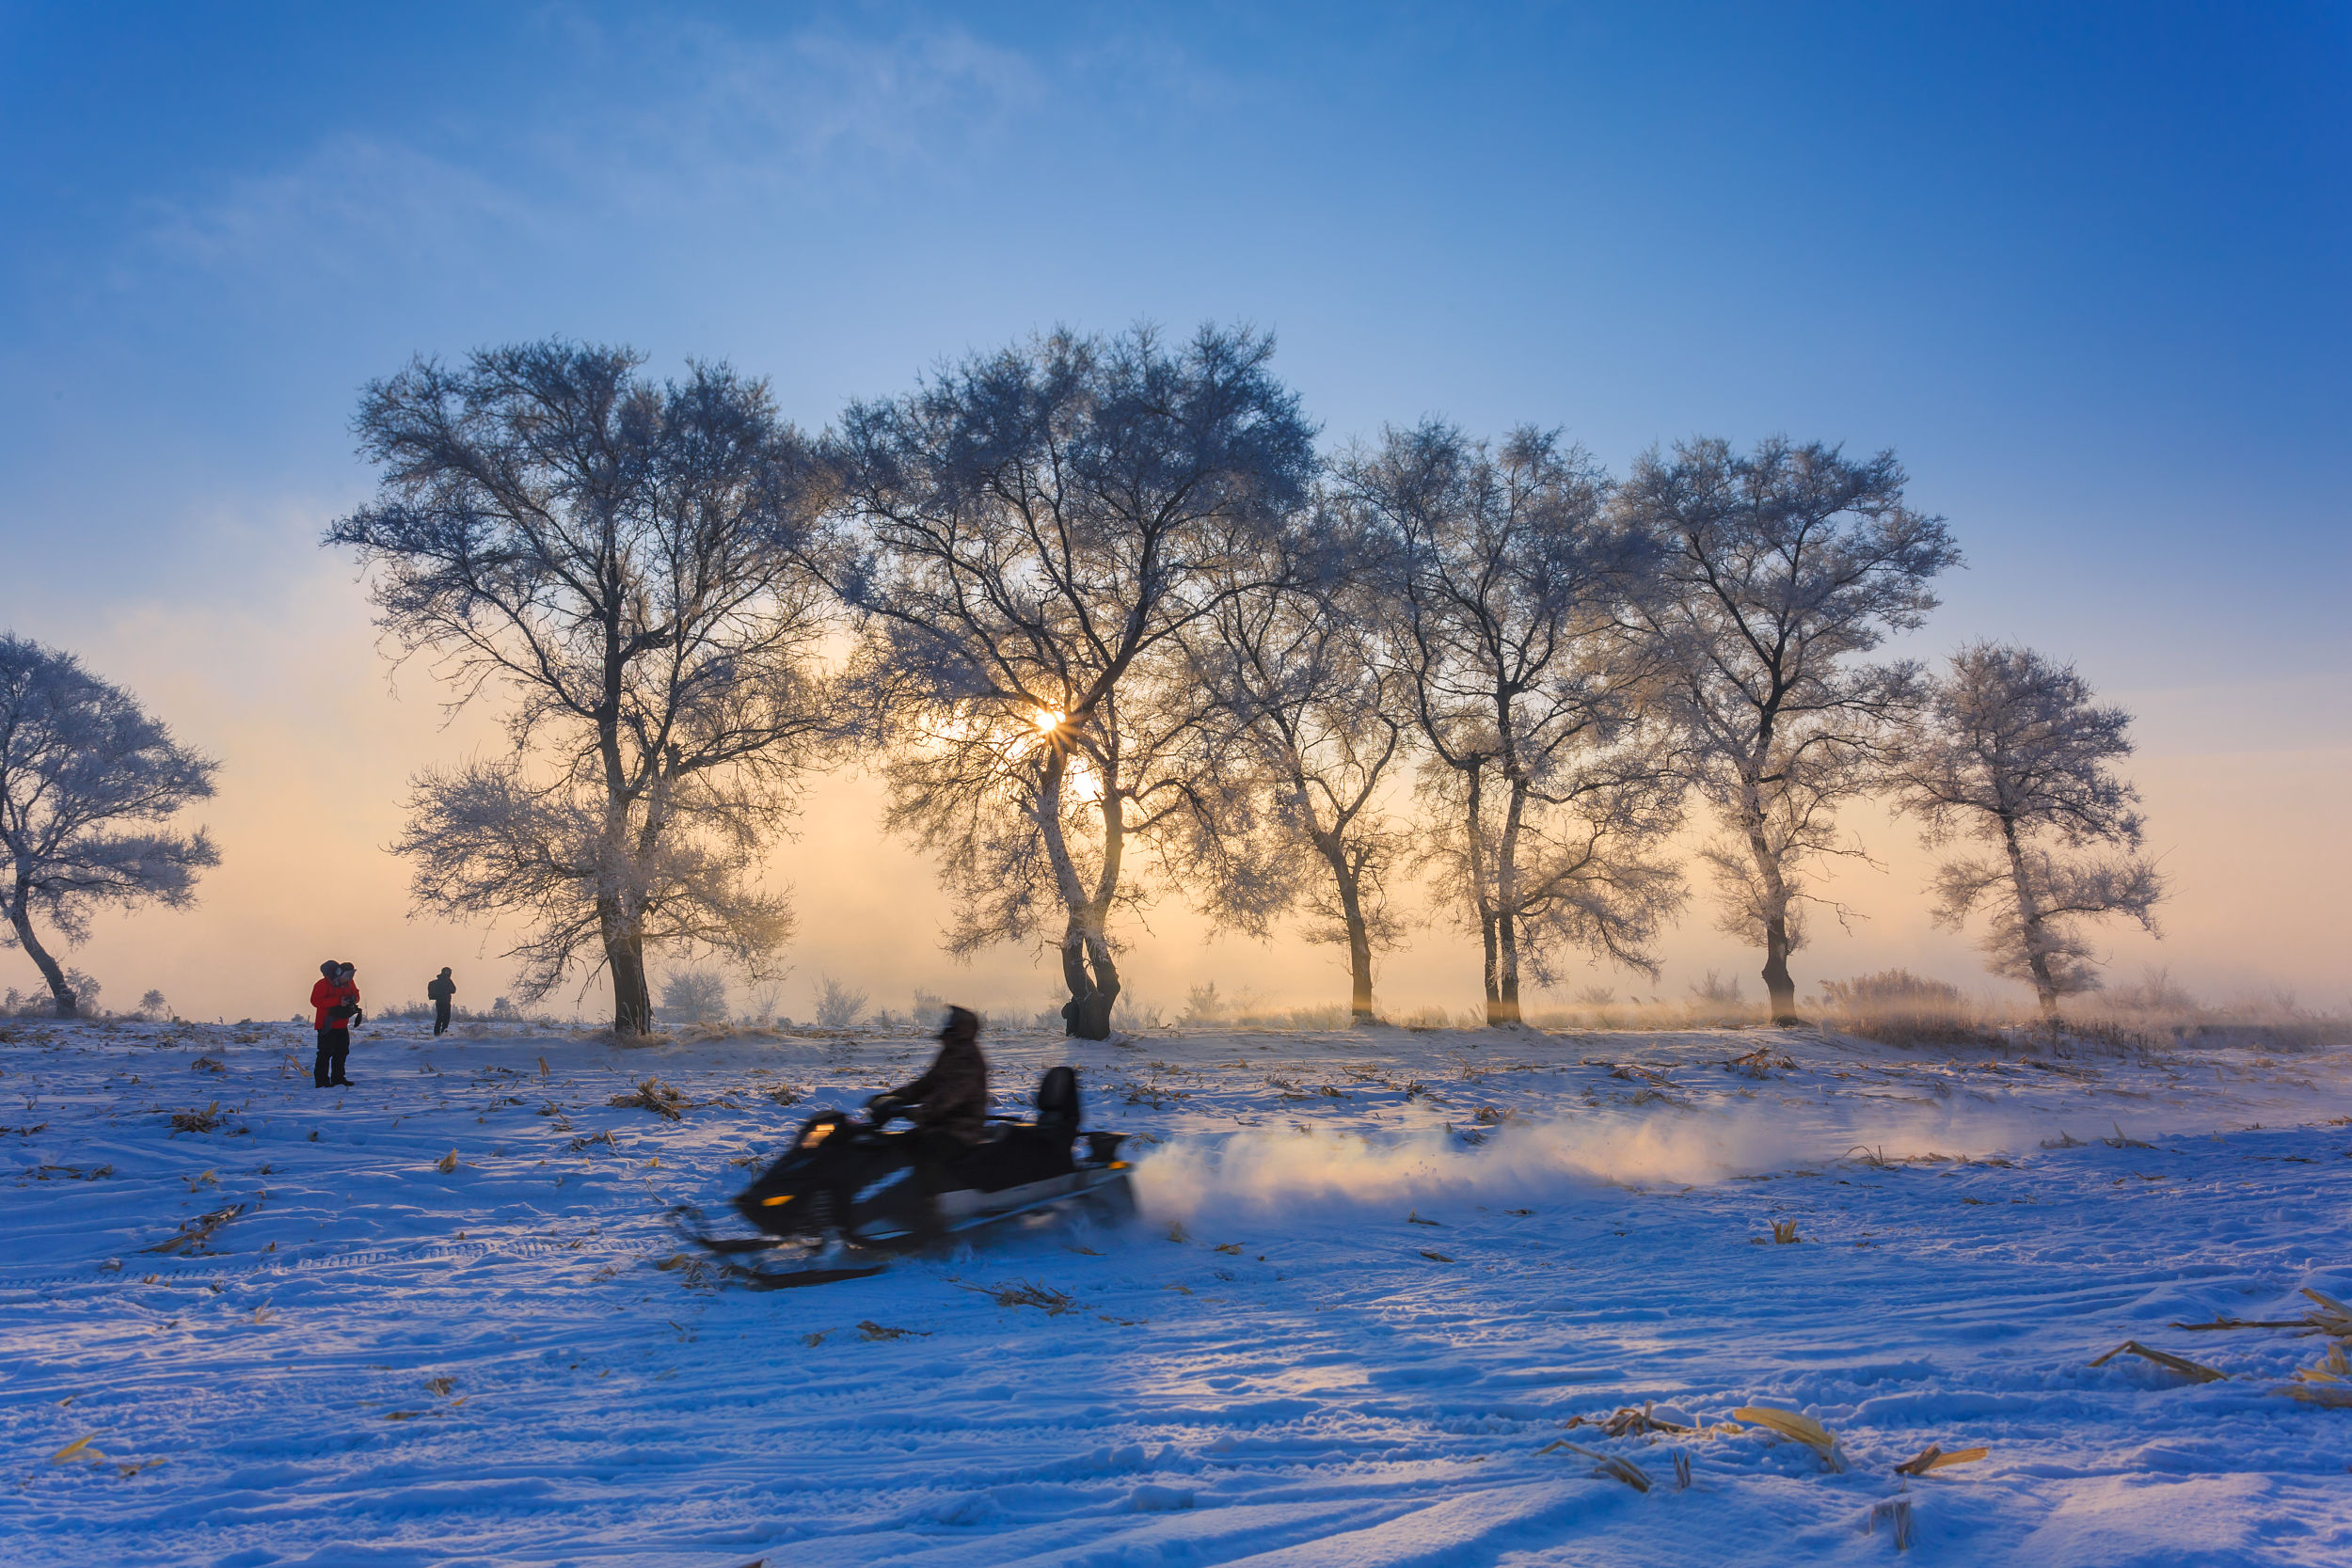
[427,975,455,1004]
[885,1036,988,1146]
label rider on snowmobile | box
[866,1005,988,1149]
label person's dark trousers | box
[314,1026,350,1087]
[433,1001,451,1037]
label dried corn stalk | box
[1537,1439,1652,1492]
[1862,1497,1913,1550]
[1894,1443,1989,1476]
[2088,1340,2228,1384]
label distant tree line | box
[309,327,2164,1037]
[0,326,2160,1029]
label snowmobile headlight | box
[1109,1160,1129,1170]
[800,1122,834,1149]
[759,1194,794,1208]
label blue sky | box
[1,2,2345,1018]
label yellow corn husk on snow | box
[48,1436,95,1465]
[435,1148,457,1174]
[1732,1406,1850,1472]
[2302,1287,2352,1321]
[2275,1383,2352,1408]
[1894,1442,1990,1476]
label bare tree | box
[1342,423,1684,1027]
[1617,437,1960,1023]
[327,341,834,1034]
[824,325,1316,1038]
[0,637,218,1018]
[1891,642,2163,1014]
[1182,532,1411,1023]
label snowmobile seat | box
[1036,1065,1080,1133]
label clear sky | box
[1,2,2345,1022]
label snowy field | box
[6,1016,2352,1566]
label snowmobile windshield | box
[799,1119,835,1150]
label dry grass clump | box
[857,1320,927,1340]
[1815,965,2351,1056]
[1563,1402,1698,1437]
[169,1101,228,1134]
[958,1278,1078,1315]
[142,1203,246,1254]
[608,1077,691,1119]
[1818,970,2006,1050]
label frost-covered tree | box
[812,974,869,1029]
[1617,437,1959,1023]
[1182,530,1411,1023]
[327,342,834,1034]
[0,637,217,1018]
[658,968,729,1024]
[1891,642,2163,1015]
[1343,424,1684,1027]
[824,325,1316,1038]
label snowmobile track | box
[0,1235,644,1294]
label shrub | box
[813,975,868,1029]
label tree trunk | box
[1479,911,1504,1026]
[1998,816,2060,1017]
[1493,912,1523,1027]
[1746,822,1800,1025]
[1760,914,1797,1026]
[1073,927,1120,1039]
[1317,834,1377,1025]
[6,888,75,1019]
[600,899,652,1034]
[1488,779,1526,1027]
[1058,913,1092,1037]
[1065,769,1126,1040]
[1341,886,1375,1025]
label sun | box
[1034,708,1065,735]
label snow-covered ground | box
[6,1015,2352,1566]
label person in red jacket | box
[310,960,362,1088]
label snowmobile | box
[672,1065,1136,1288]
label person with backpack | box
[310,960,362,1088]
[427,967,456,1037]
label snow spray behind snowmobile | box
[673,1065,1136,1287]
